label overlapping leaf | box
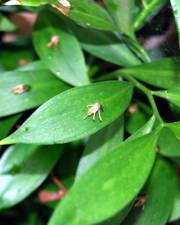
[48,132,158,225]
[153,87,180,107]
[0,81,133,145]
[104,0,135,37]
[0,144,63,209]
[33,12,89,86]
[118,57,180,89]
[158,127,180,157]
[122,157,176,225]
[0,67,69,117]
[76,116,124,180]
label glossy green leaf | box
[73,26,141,67]
[126,109,148,134]
[170,0,180,45]
[8,0,115,31]
[122,157,176,225]
[118,57,180,89]
[0,14,16,31]
[104,0,135,37]
[158,127,180,158]
[76,116,124,180]
[169,178,180,222]
[68,0,116,31]
[166,121,180,137]
[17,60,45,71]
[127,115,156,141]
[0,48,35,71]
[0,115,20,141]
[0,144,63,209]
[48,132,157,225]
[152,87,180,107]
[0,81,133,145]
[33,12,89,86]
[0,68,69,117]
[134,0,167,30]
[76,116,155,225]
[0,115,21,151]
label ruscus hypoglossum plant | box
[0,0,180,225]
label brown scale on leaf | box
[17,59,29,66]
[135,194,147,210]
[12,84,30,94]
[47,35,60,48]
[156,146,161,153]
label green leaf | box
[0,81,133,145]
[72,25,141,67]
[48,132,157,225]
[118,57,180,89]
[166,121,180,137]
[0,115,20,141]
[0,48,35,71]
[126,109,148,134]
[134,0,167,30]
[127,115,156,141]
[122,157,176,225]
[158,127,180,158]
[68,0,116,31]
[33,12,89,86]
[170,0,180,45]
[104,0,135,37]
[0,144,63,209]
[4,0,115,31]
[0,68,69,117]
[169,178,180,222]
[0,14,16,31]
[152,87,180,107]
[0,115,21,151]
[76,116,124,180]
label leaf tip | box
[0,138,9,145]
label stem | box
[122,75,163,124]
[141,0,148,8]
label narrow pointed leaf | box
[0,81,133,145]
[104,0,135,37]
[33,11,89,86]
[68,0,116,31]
[122,157,176,225]
[48,133,157,225]
[0,68,69,117]
[153,87,180,107]
[0,144,63,209]
[170,0,180,44]
[118,57,180,89]
[158,127,180,157]
[71,24,141,67]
